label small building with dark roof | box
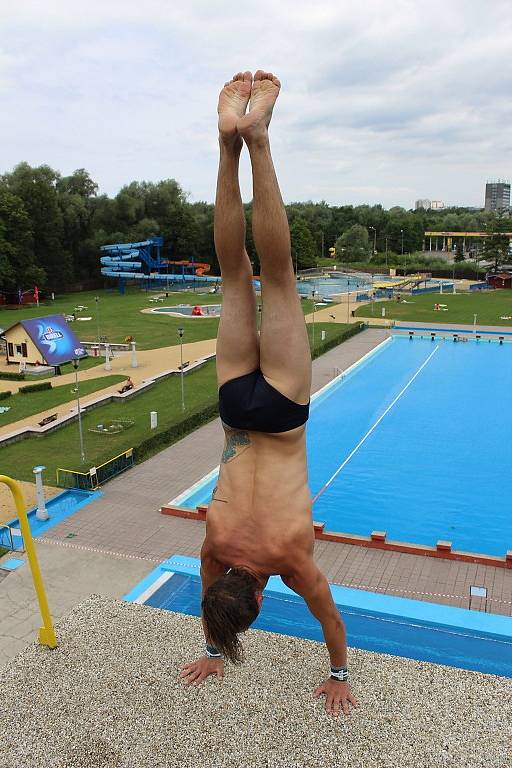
[488,272,512,289]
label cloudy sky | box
[1,0,511,208]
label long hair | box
[201,568,260,664]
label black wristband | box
[206,643,222,658]
[330,666,349,682]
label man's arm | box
[283,560,347,666]
[283,559,358,717]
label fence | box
[56,448,134,490]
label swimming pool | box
[124,556,512,677]
[152,304,222,317]
[170,335,512,558]
[296,275,371,297]
[0,488,102,550]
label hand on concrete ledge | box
[180,656,224,685]
[314,678,358,717]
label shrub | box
[0,390,12,400]
[0,371,25,381]
[18,381,53,395]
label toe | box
[233,72,243,81]
[254,69,265,81]
[243,70,253,82]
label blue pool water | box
[173,336,512,557]
[153,304,222,316]
[296,275,371,297]
[1,489,102,550]
[135,569,512,677]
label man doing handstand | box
[181,70,358,718]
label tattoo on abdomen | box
[221,430,251,463]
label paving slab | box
[1,596,511,768]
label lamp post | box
[311,290,316,351]
[400,229,404,259]
[95,296,101,347]
[72,359,86,464]
[178,327,185,412]
[369,226,377,261]
[385,236,388,270]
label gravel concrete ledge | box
[1,596,511,768]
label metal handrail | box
[0,476,57,648]
[0,523,14,551]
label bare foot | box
[237,70,281,144]
[218,71,252,148]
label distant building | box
[487,272,512,289]
[485,181,510,212]
[430,200,445,210]
[415,199,431,210]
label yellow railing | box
[0,475,57,648]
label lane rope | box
[312,345,440,504]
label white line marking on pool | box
[312,345,440,504]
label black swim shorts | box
[218,369,310,433]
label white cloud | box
[1,0,511,207]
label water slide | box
[100,237,261,289]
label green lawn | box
[306,322,352,348]
[355,290,512,326]
[0,361,219,483]
[0,287,320,351]
[0,374,125,427]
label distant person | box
[118,377,134,394]
[180,71,357,718]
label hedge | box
[134,400,219,464]
[310,322,365,360]
[18,381,53,395]
[0,371,25,381]
[0,390,12,401]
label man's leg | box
[239,70,311,404]
[215,72,259,388]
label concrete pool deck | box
[1,596,510,768]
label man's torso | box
[205,424,314,576]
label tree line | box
[0,162,508,294]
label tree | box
[289,217,316,269]
[483,209,510,273]
[454,239,465,262]
[0,187,45,290]
[3,163,72,288]
[336,224,370,262]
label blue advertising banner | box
[21,315,88,365]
